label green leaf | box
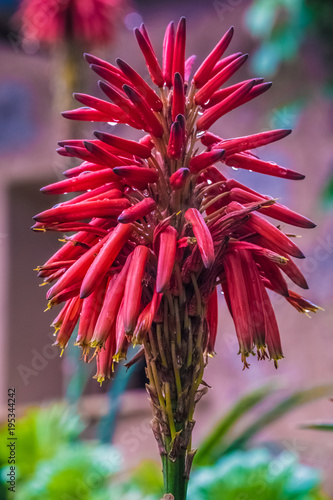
[129,459,163,496]
[217,384,333,457]
[194,383,277,466]
[301,422,333,431]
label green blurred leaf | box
[0,404,85,481]
[301,422,333,431]
[217,384,333,457]
[195,383,277,466]
[188,449,326,500]
[14,443,121,500]
[129,459,163,496]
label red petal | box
[156,226,178,293]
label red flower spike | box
[185,208,214,267]
[134,28,164,87]
[195,53,248,106]
[123,245,149,334]
[118,198,156,224]
[170,168,190,189]
[35,21,318,402]
[156,226,178,293]
[94,131,152,159]
[123,85,164,137]
[172,72,185,121]
[91,255,132,347]
[206,287,218,355]
[193,26,234,88]
[116,58,163,112]
[197,80,255,131]
[168,121,184,159]
[163,21,175,87]
[189,149,225,174]
[172,17,186,80]
[80,223,133,298]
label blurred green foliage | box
[245,0,333,79]
[0,404,121,500]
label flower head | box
[34,18,318,385]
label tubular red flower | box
[193,26,234,88]
[168,121,184,160]
[123,245,149,334]
[94,131,152,159]
[195,53,248,106]
[172,17,186,80]
[172,73,185,121]
[116,58,163,112]
[134,27,164,87]
[118,198,156,223]
[189,149,225,174]
[163,21,175,87]
[80,223,133,298]
[156,226,178,293]
[185,209,214,267]
[205,287,218,355]
[169,168,190,189]
[123,85,164,137]
[91,255,132,347]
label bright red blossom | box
[34,18,319,387]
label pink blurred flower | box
[16,0,124,47]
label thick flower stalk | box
[33,19,319,500]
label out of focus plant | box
[0,404,121,500]
[245,0,333,81]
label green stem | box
[162,448,188,500]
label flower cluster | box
[34,19,319,387]
[16,0,122,46]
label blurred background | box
[0,0,333,498]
